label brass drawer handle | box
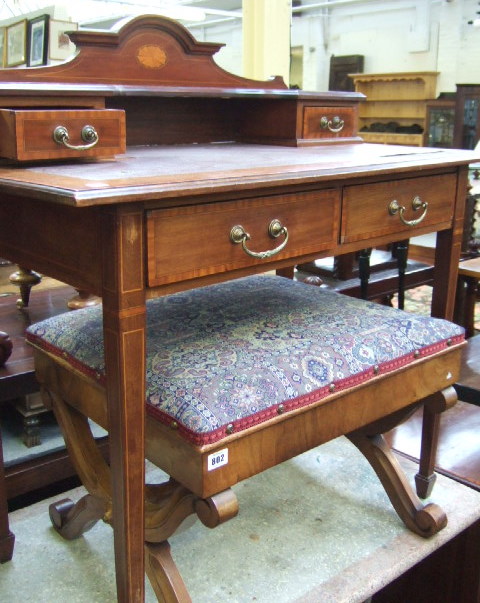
[53,124,99,151]
[230,219,288,259]
[320,115,345,133]
[388,196,428,227]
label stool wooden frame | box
[32,335,462,602]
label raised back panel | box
[0,15,287,92]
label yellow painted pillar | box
[242,0,292,86]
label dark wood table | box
[0,285,111,563]
[0,286,72,562]
[0,286,74,402]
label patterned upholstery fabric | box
[26,275,464,445]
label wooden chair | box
[298,182,479,311]
[454,257,480,339]
[26,274,465,601]
[385,334,480,493]
[297,243,434,309]
[454,332,480,407]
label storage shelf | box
[350,72,438,147]
[349,72,438,100]
[359,113,426,120]
[360,132,424,146]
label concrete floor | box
[1,436,480,603]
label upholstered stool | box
[26,275,464,602]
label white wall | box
[192,0,480,95]
[3,0,477,94]
[324,0,480,94]
[190,20,243,77]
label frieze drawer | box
[341,173,457,243]
[303,106,357,140]
[147,189,340,287]
[0,108,126,161]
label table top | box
[0,142,478,207]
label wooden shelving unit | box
[349,72,439,146]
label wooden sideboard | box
[0,16,477,602]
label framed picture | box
[27,15,49,67]
[6,20,27,67]
[0,28,5,68]
[49,19,77,61]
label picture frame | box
[49,19,77,61]
[27,14,49,67]
[6,20,27,67]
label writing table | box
[0,16,478,601]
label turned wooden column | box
[9,267,41,308]
[0,332,12,367]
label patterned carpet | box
[398,285,480,331]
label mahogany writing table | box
[0,138,477,602]
[0,16,478,602]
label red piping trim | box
[26,332,464,446]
